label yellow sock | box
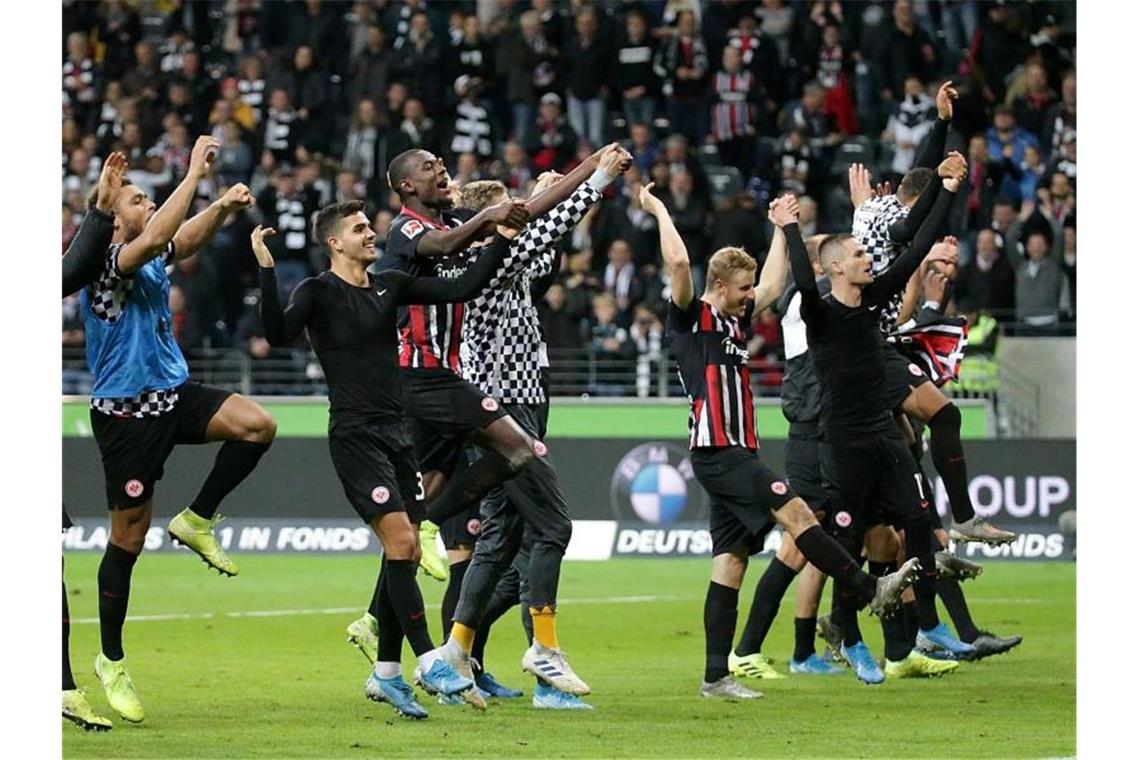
[529,606,558,649]
[451,622,476,652]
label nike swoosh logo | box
[376,289,388,298]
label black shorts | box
[328,419,425,525]
[784,422,833,519]
[691,446,796,557]
[91,381,233,509]
[438,448,484,549]
[401,368,508,473]
[828,429,930,540]
[882,340,931,411]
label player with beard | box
[645,187,920,699]
[253,201,530,718]
[81,136,276,724]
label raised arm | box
[416,200,530,258]
[754,198,796,311]
[524,145,609,219]
[771,198,817,301]
[172,183,255,261]
[639,182,693,309]
[116,136,218,275]
[251,226,316,345]
[869,174,960,301]
[391,233,513,305]
[913,81,957,169]
[63,151,128,296]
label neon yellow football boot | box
[94,653,144,723]
[167,508,238,576]
[418,520,448,581]
[62,689,113,731]
[884,649,961,678]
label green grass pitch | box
[62,555,1075,758]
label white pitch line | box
[70,594,689,625]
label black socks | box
[793,617,817,662]
[937,577,981,642]
[383,558,434,657]
[795,526,877,601]
[373,564,404,664]
[98,543,139,661]
[190,440,271,520]
[903,516,939,630]
[735,558,797,656]
[703,581,739,682]
[869,560,912,661]
[928,404,974,524]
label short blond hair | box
[705,246,757,290]
[459,180,508,212]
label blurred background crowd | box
[62,0,1076,398]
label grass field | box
[62,555,1075,758]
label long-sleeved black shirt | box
[258,234,509,428]
[62,208,115,297]
[787,186,954,438]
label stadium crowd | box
[61,0,1077,396]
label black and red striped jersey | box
[668,298,758,450]
[378,206,478,372]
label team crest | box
[371,486,390,504]
[533,441,548,457]
[401,219,424,239]
[908,363,924,377]
[770,481,788,496]
[124,479,144,498]
[466,518,483,536]
[835,511,852,528]
[481,397,499,412]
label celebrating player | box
[82,136,275,723]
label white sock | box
[417,649,441,671]
[443,637,466,659]
[373,661,400,679]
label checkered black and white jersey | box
[462,181,603,404]
[90,388,179,418]
[852,195,910,335]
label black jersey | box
[668,298,758,450]
[786,186,953,438]
[378,206,478,372]
[258,234,509,426]
[775,280,828,426]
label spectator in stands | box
[875,0,940,101]
[630,303,665,398]
[729,11,784,117]
[779,82,841,155]
[217,120,255,187]
[263,88,301,163]
[881,75,936,185]
[625,123,660,178]
[122,41,162,117]
[525,93,577,173]
[63,148,97,199]
[748,306,784,391]
[497,10,555,143]
[449,76,498,162]
[171,49,217,134]
[755,0,796,65]
[711,192,767,262]
[585,293,637,397]
[564,6,610,148]
[170,250,225,349]
[711,45,760,177]
[1015,230,1067,335]
[1010,63,1056,144]
[662,134,711,206]
[348,24,393,107]
[972,1,1028,103]
[1028,12,1072,90]
[392,11,445,113]
[217,78,258,132]
[955,227,1016,321]
[990,198,1024,260]
[237,55,268,126]
[1042,70,1076,159]
[664,169,710,291]
[986,105,1039,170]
[603,239,644,325]
[63,31,98,125]
[255,164,319,297]
[615,10,659,133]
[1061,218,1076,321]
[561,249,603,324]
[398,97,442,157]
[1014,144,1046,208]
[775,129,812,197]
[653,10,709,145]
[496,140,534,196]
[1046,131,1076,188]
[539,282,584,352]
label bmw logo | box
[610,443,706,525]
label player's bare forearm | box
[526,154,600,218]
[117,173,200,273]
[658,214,694,308]
[754,225,788,311]
[417,213,498,258]
[402,234,511,305]
[172,200,230,260]
[874,188,954,299]
[897,268,923,325]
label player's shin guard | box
[869,561,912,661]
[98,543,138,661]
[794,526,877,602]
[441,559,470,641]
[383,559,434,656]
[189,440,271,520]
[735,558,797,657]
[928,404,974,524]
[704,582,739,682]
[63,581,76,691]
[903,517,939,630]
[936,577,981,643]
[426,451,520,524]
